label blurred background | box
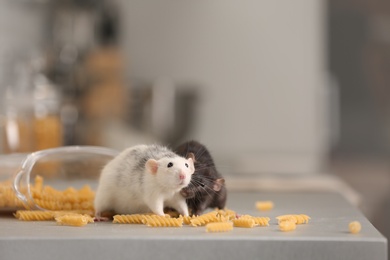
[0,0,389,250]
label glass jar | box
[0,146,118,211]
[1,59,64,154]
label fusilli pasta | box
[276,214,310,224]
[113,214,155,224]
[255,201,274,211]
[182,215,197,225]
[206,222,233,233]
[190,211,219,226]
[14,210,55,221]
[216,208,237,220]
[349,221,361,234]
[279,220,296,232]
[142,216,183,227]
[55,214,93,227]
[232,218,256,228]
[240,215,270,226]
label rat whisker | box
[191,174,216,181]
[175,140,226,215]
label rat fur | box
[175,140,226,216]
[94,144,195,220]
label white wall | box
[114,0,328,174]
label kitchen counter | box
[0,192,387,260]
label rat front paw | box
[94,216,109,222]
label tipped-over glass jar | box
[0,146,118,211]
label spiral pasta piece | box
[14,210,94,221]
[181,215,197,225]
[113,214,152,224]
[34,199,63,211]
[34,196,94,211]
[276,214,310,224]
[1,175,96,211]
[14,210,55,221]
[240,215,270,226]
[31,175,44,194]
[78,185,95,199]
[190,211,219,226]
[232,218,256,228]
[252,217,270,226]
[206,222,234,233]
[52,211,94,218]
[142,215,183,227]
[279,220,296,232]
[164,209,181,218]
[349,221,361,234]
[216,208,237,220]
[256,201,274,211]
[55,214,93,227]
[0,180,26,208]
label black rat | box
[175,140,227,216]
[94,144,195,220]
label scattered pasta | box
[216,208,237,220]
[190,211,219,226]
[55,214,93,227]
[164,209,181,218]
[349,221,361,234]
[113,214,164,224]
[14,210,94,222]
[14,210,55,221]
[240,215,270,226]
[142,215,183,227]
[182,215,197,225]
[52,210,94,218]
[256,201,274,211]
[5,175,357,235]
[232,218,256,228]
[113,214,147,224]
[276,214,310,224]
[206,222,233,233]
[279,220,296,232]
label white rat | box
[94,144,195,220]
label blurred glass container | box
[0,146,118,211]
[33,73,63,151]
[1,63,35,153]
[1,60,64,153]
[0,153,27,209]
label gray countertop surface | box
[0,191,387,260]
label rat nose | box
[179,173,186,180]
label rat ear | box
[213,178,225,191]
[145,159,159,175]
[187,152,196,162]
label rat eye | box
[200,183,205,187]
[185,163,189,168]
[167,162,173,168]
